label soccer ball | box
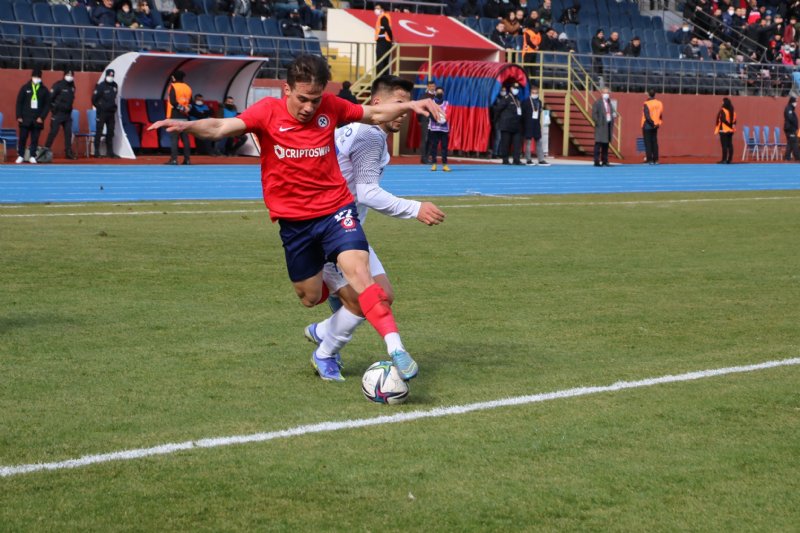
[361,361,409,405]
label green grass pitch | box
[1,191,799,531]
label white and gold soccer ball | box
[361,361,409,405]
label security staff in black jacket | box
[92,68,119,158]
[495,82,524,165]
[44,70,78,160]
[783,96,800,161]
[15,68,50,164]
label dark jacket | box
[337,88,358,104]
[591,35,609,55]
[495,93,523,133]
[49,79,76,115]
[521,95,543,140]
[90,4,117,26]
[92,80,118,113]
[16,81,50,127]
[784,102,798,133]
[623,42,641,57]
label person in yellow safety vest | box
[521,19,542,77]
[641,88,663,164]
[165,70,193,165]
[714,97,736,164]
[374,4,393,75]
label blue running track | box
[1,163,798,203]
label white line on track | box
[2,357,797,478]
[1,195,799,218]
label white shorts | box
[322,245,386,293]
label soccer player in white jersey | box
[304,75,446,373]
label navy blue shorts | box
[278,203,369,282]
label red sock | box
[315,282,330,306]
[358,283,398,337]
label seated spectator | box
[117,1,140,28]
[717,41,735,61]
[154,0,177,29]
[502,10,521,36]
[607,31,623,55]
[591,28,609,55]
[538,0,553,27]
[490,21,513,49]
[672,23,693,46]
[299,0,325,30]
[557,31,575,52]
[252,0,272,18]
[189,94,220,155]
[230,0,250,17]
[216,96,247,156]
[682,36,704,59]
[766,33,784,62]
[91,0,118,26]
[558,2,579,25]
[623,35,641,57]
[517,0,532,17]
[136,1,159,28]
[280,8,305,38]
[273,0,300,20]
[459,0,480,20]
[214,0,232,14]
[484,0,505,20]
[337,81,358,104]
[527,10,541,29]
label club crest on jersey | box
[334,209,357,231]
[317,114,330,128]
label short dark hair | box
[287,54,331,88]
[370,75,414,99]
[647,88,656,97]
[173,70,185,82]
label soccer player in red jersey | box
[149,55,443,382]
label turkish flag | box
[346,10,500,50]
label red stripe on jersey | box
[239,93,365,221]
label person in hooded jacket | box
[16,68,50,164]
[43,69,78,160]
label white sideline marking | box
[1,195,798,218]
[1,357,798,478]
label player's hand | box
[411,98,445,124]
[416,202,445,226]
[148,119,189,132]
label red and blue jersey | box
[238,93,365,221]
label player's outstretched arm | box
[147,117,247,140]
[361,98,444,126]
[416,201,446,226]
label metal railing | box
[345,0,446,15]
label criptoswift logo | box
[273,144,331,160]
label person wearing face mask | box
[43,69,78,161]
[165,70,192,165]
[495,82,524,165]
[215,95,247,156]
[91,68,119,158]
[189,93,219,156]
[521,87,548,165]
[417,80,437,164]
[783,96,800,161]
[280,8,306,38]
[15,68,50,164]
[428,87,450,172]
[591,87,616,167]
[490,87,507,157]
[374,4,393,75]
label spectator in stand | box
[428,87,450,172]
[785,15,798,43]
[558,2,579,25]
[15,68,50,164]
[444,0,460,17]
[299,0,325,30]
[281,8,306,38]
[557,32,576,52]
[591,29,609,78]
[418,80,436,164]
[623,35,641,57]
[717,41,735,61]
[502,10,521,36]
[459,0,480,21]
[117,1,140,28]
[783,96,800,161]
[591,87,615,167]
[136,1,160,29]
[766,33,784,62]
[683,37,704,60]
[517,0,532,18]
[189,94,220,156]
[215,96,247,156]
[91,0,118,26]
[672,22,693,46]
[154,0,177,29]
[527,10,541,30]
[484,0,505,20]
[722,4,736,39]
[337,81,359,104]
[538,27,559,51]
[538,0,553,27]
[608,31,623,55]
[231,0,250,17]
[714,97,736,164]
[252,0,272,18]
[490,22,513,50]
[642,88,663,165]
